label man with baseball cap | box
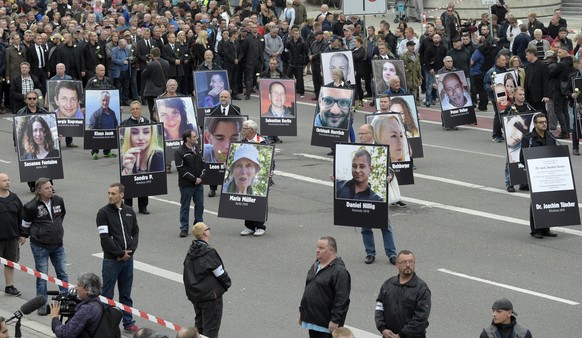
[480,298,532,338]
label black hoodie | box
[183,239,231,303]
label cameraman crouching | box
[50,272,103,338]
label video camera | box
[460,19,478,33]
[48,289,80,318]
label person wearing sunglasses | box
[314,87,352,129]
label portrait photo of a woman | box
[156,97,196,141]
[372,59,406,96]
[370,114,410,162]
[18,115,60,160]
[389,96,420,138]
[120,125,165,176]
[223,144,264,196]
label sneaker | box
[389,256,397,265]
[506,186,515,193]
[91,153,99,160]
[364,255,375,264]
[240,228,255,236]
[208,190,216,197]
[66,143,78,148]
[123,324,139,333]
[392,201,407,208]
[4,285,21,296]
[300,95,305,98]
[180,229,188,237]
[254,229,266,236]
[573,149,580,156]
[492,136,503,143]
[103,153,117,158]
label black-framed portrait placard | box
[436,71,476,128]
[218,142,275,222]
[334,143,389,228]
[202,115,247,185]
[492,70,518,113]
[259,78,297,136]
[310,86,352,148]
[14,113,64,182]
[366,113,414,185]
[321,51,356,85]
[503,113,536,185]
[375,95,424,158]
[48,80,84,137]
[523,145,580,229]
[84,89,121,150]
[372,59,407,95]
[118,123,167,199]
[193,70,230,127]
[155,96,198,158]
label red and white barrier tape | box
[0,256,182,332]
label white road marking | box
[292,152,582,211]
[273,170,582,237]
[0,159,12,163]
[438,268,580,305]
[423,143,505,158]
[149,196,218,216]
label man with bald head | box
[0,173,25,296]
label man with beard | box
[375,250,431,338]
[54,33,85,81]
[314,87,351,129]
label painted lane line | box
[0,159,11,163]
[92,252,183,283]
[422,143,505,158]
[292,152,582,211]
[273,170,582,237]
[438,268,580,305]
[149,196,218,216]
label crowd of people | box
[0,0,574,337]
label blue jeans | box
[361,223,396,258]
[30,244,68,302]
[504,160,511,187]
[425,71,436,104]
[102,258,135,327]
[180,185,204,231]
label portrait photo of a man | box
[335,145,387,202]
[260,79,295,118]
[437,71,473,110]
[194,70,230,109]
[203,116,245,163]
[321,51,356,85]
[85,90,121,130]
[314,87,353,129]
[47,80,84,118]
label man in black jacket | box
[175,129,205,238]
[0,173,25,297]
[286,25,307,98]
[524,47,550,115]
[22,177,69,315]
[241,23,264,100]
[299,236,351,338]
[96,182,140,333]
[183,222,231,338]
[479,298,532,338]
[308,30,327,99]
[520,113,558,239]
[142,48,170,120]
[375,250,431,338]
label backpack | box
[90,300,122,338]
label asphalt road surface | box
[1,96,581,337]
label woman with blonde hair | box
[508,55,525,88]
[120,125,164,176]
[371,114,409,162]
[192,30,211,67]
